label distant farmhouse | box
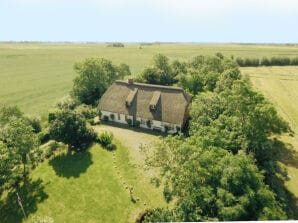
[98,80,191,133]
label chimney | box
[128,79,134,84]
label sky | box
[0,0,298,43]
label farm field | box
[1,43,298,218]
[243,66,298,200]
[1,43,298,116]
[0,139,165,223]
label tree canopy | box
[137,54,176,85]
[71,58,130,105]
[49,109,96,150]
[143,53,292,221]
[144,136,286,221]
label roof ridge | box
[115,80,184,91]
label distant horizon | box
[1,41,298,45]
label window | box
[118,113,120,120]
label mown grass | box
[0,142,165,223]
[1,43,298,115]
[243,66,298,208]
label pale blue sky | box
[1,0,297,43]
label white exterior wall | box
[101,110,130,125]
[101,110,180,133]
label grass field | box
[243,66,298,202]
[1,43,298,116]
[1,43,298,219]
[0,140,165,223]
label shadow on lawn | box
[49,150,93,178]
[0,178,48,223]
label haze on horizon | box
[0,0,298,43]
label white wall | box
[101,110,129,125]
[101,110,180,133]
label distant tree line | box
[106,42,125,47]
[235,56,298,67]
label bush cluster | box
[97,131,114,147]
[235,56,298,67]
[107,42,124,47]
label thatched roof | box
[98,80,191,126]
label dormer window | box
[150,105,156,110]
[149,91,160,111]
[125,88,138,107]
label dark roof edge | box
[115,80,184,91]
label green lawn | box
[1,43,298,116]
[0,141,165,223]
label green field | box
[0,141,165,223]
[243,66,298,204]
[1,43,298,220]
[1,43,298,116]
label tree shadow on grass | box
[273,138,298,168]
[49,150,93,178]
[0,178,48,223]
[268,138,298,219]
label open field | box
[0,138,165,223]
[1,43,298,215]
[1,43,298,116]
[243,66,298,201]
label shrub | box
[97,131,114,147]
[110,113,115,120]
[134,120,141,127]
[49,109,96,151]
[270,57,291,66]
[146,120,151,128]
[235,57,244,66]
[103,115,109,121]
[48,112,56,123]
[49,141,59,153]
[75,104,97,119]
[26,117,42,133]
[290,57,298,65]
[56,96,79,110]
[126,118,132,126]
[106,143,117,151]
[163,185,172,203]
[261,57,271,66]
[88,119,95,125]
[39,128,50,144]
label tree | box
[172,60,187,77]
[144,136,287,221]
[1,117,38,177]
[71,58,130,105]
[138,54,176,85]
[214,68,241,93]
[177,71,204,95]
[177,55,239,95]
[0,141,14,193]
[0,105,23,126]
[49,109,96,150]
[138,67,162,85]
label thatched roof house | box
[98,80,191,133]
